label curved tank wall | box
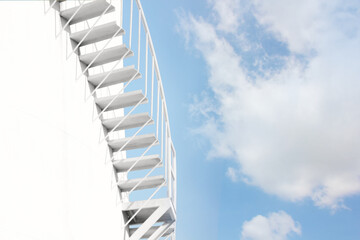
[0,2,125,239]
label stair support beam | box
[148,221,175,240]
[128,202,170,240]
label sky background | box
[0,1,359,240]
[138,0,360,239]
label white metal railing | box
[133,0,177,208]
[45,0,177,236]
[99,0,177,210]
[55,0,87,38]
[66,0,115,59]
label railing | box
[45,0,177,237]
[120,0,177,211]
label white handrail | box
[114,117,152,153]
[45,0,59,14]
[125,140,158,173]
[66,2,114,59]
[164,232,174,240]
[55,0,87,38]
[99,80,144,142]
[76,35,127,80]
[127,160,162,195]
[85,53,131,101]
[91,50,132,121]
[135,0,174,142]
[124,181,166,228]
[111,133,156,163]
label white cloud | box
[226,167,239,182]
[241,211,301,240]
[208,0,243,33]
[179,1,360,209]
[251,0,360,54]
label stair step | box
[108,134,158,151]
[95,90,148,111]
[88,65,141,88]
[80,44,133,68]
[60,0,115,25]
[129,226,174,238]
[103,113,153,131]
[118,175,165,192]
[70,22,124,47]
[123,199,175,225]
[113,154,161,172]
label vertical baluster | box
[145,33,149,98]
[174,148,177,207]
[163,107,167,191]
[161,104,164,161]
[150,47,155,117]
[129,0,133,49]
[156,83,160,138]
[144,37,147,97]
[167,128,171,199]
[120,0,123,28]
[137,10,141,71]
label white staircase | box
[46,0,177,239]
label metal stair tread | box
[108,133,158,151]
[113,154,161,172]
[118,175,165,192]
[88,65,141,88]
[123,198,170,211]
[95,90,148,111]
[70,22,124,46]
[79,44,133,67]
[60,0,115,25]
[129,225,174,238]
[123,198,175,225]
[102,112,154,131]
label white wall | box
[0,2,124,239]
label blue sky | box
[140,0,360,239]
[0,0,357,239]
